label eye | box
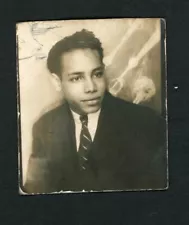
[93,71,103,78]
[70,76,82,82]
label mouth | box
[81,97,101,105]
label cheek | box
[62,83,83,98]
[97,79,106,91]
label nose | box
[84,78,97,93]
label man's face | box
[60,48,107,115]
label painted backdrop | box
[17,18,164,183]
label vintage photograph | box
[17,18,168,194]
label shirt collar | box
[71,109,101,124]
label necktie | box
[78,115,92,170]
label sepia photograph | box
[17,18,168,194]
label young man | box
[23,29,167,194]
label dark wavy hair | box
[47,29,104,79]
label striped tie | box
[78,115,92,170]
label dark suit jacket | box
[23,92,167,194]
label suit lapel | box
[47,103,77,165]
[89,92,132,169]
[89,92,118,161]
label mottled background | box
[17,18,164,184]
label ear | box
[50,73,62,92]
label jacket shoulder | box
[106,92,162,119]
[32,103,67,135]
[105,93,165,138]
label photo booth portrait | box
[17,18,168,194]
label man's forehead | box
[61,48,100,60]
[60,48,102,73]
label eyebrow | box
[68,72,84,76]
[92,66,104,72]
[68,66,104,77]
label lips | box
[82,97,100,102]
[81,97,101,105]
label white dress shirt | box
[71,109,101,151]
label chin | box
[84,106,100,114]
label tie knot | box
[80,115,88,125]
